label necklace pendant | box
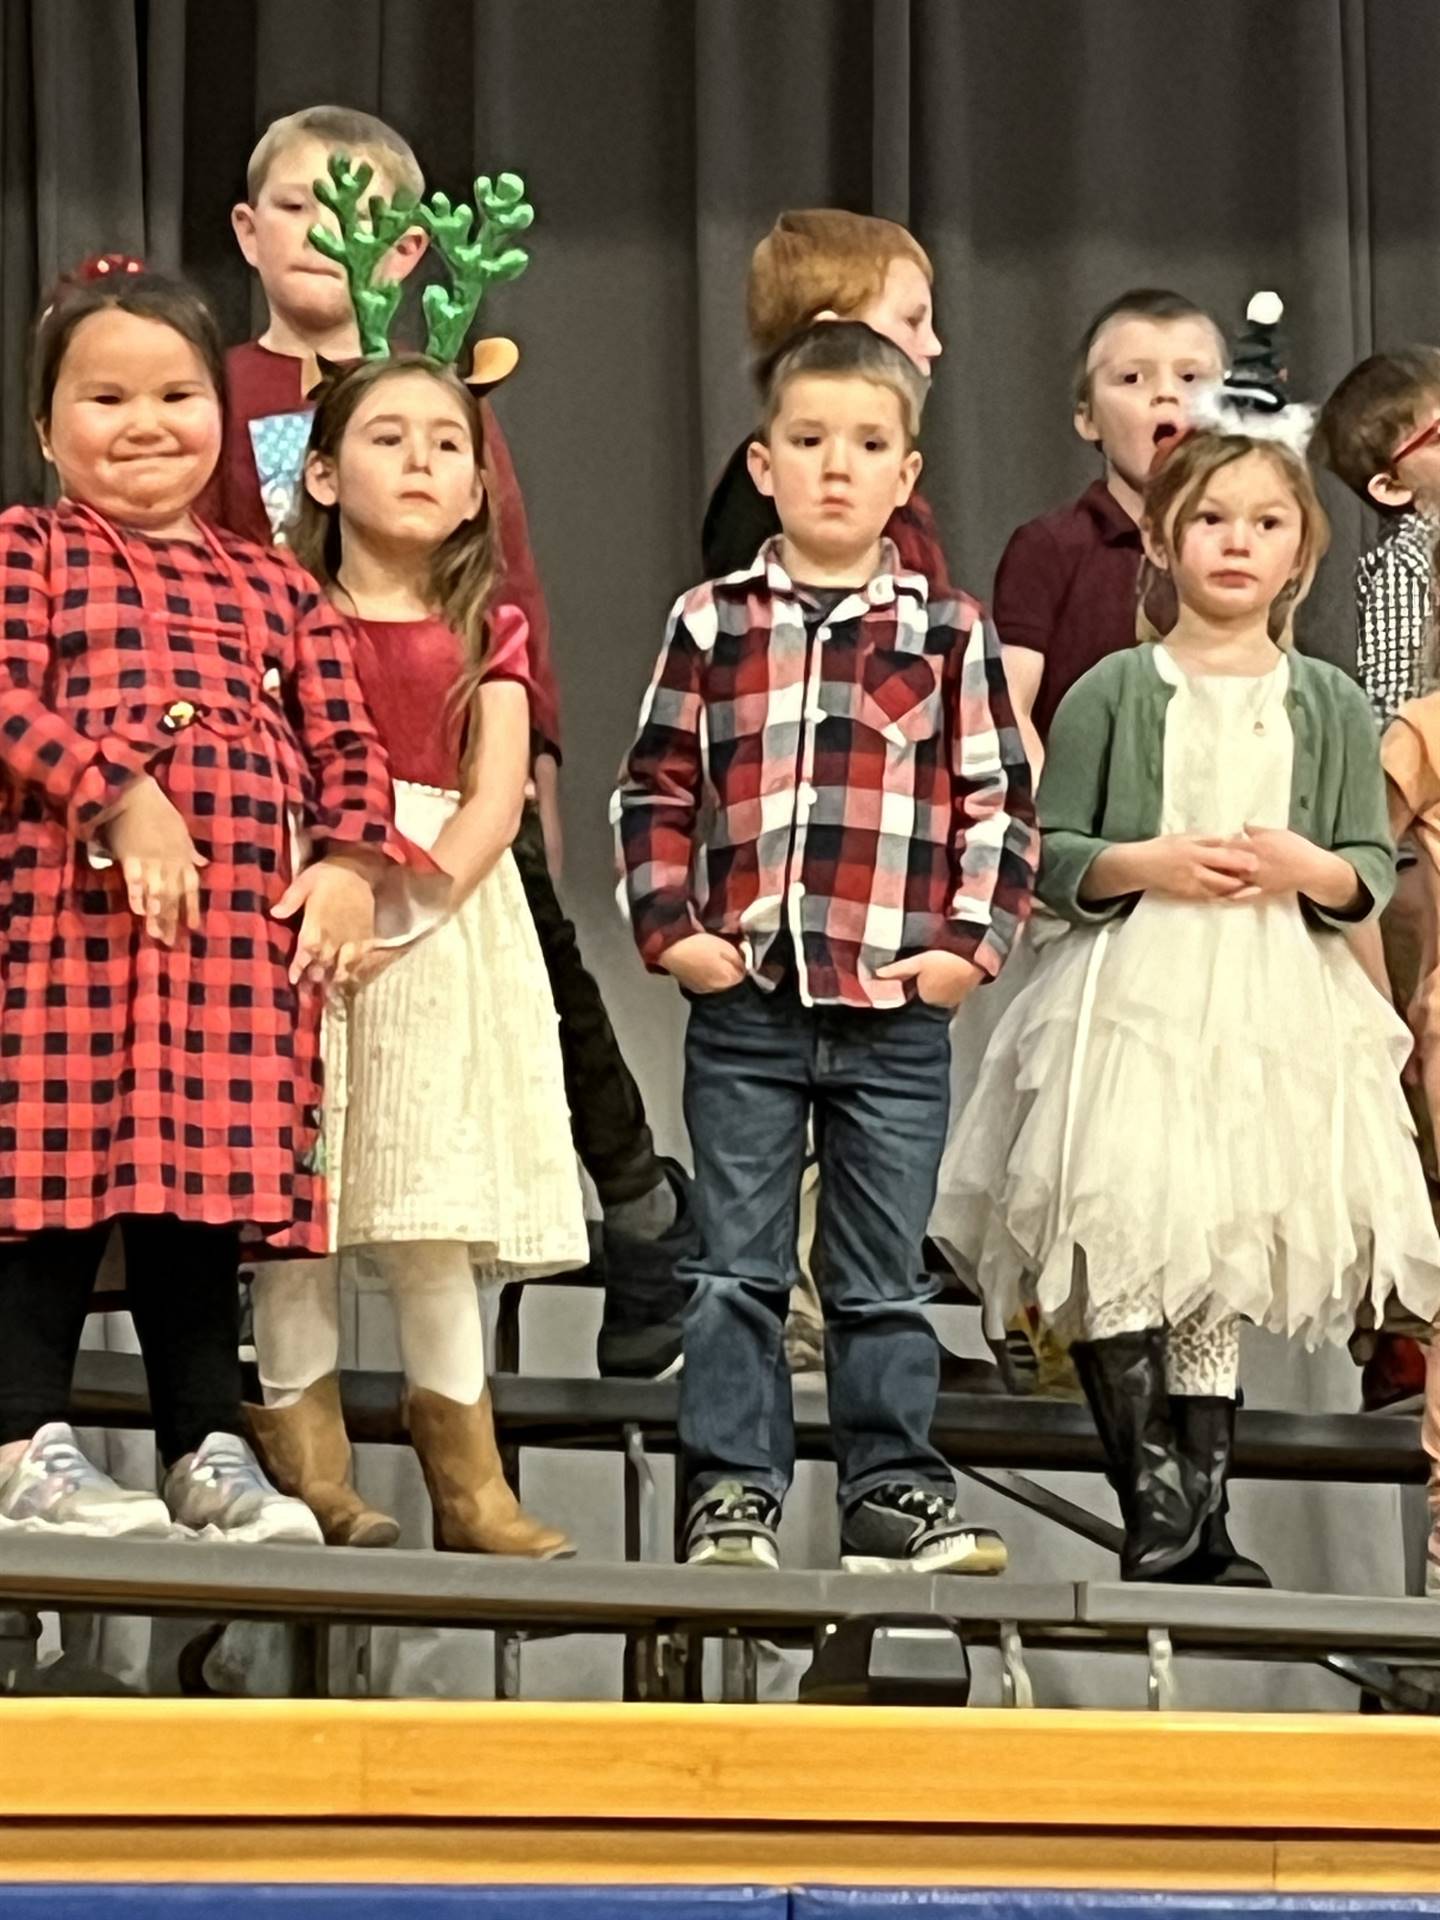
[1253,719,1266,735]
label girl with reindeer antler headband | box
[933,292,1440,1591]
[239,159,590,1562]
[213,119,697,1398]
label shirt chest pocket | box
[857,647,943,746]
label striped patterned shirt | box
[614,539,1036,1009]
[1356,512,1436,730]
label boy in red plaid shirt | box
[616,322,1036,1572]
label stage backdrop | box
[0,1,1431,1703]
[4,0,1439,1150]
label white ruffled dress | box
[931,646,1440,1347]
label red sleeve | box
[485,603,532,685]
[481,401,562,763]
[992,519,1065,656]
[0,508,158,838]
[614,598,706,968]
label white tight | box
[251,1242,487,1408]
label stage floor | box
[2,1702,1440,1891]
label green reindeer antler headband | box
[307,153,534,383]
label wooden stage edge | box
[5,1702,1440,1891]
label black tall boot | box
[1166,1395,1271,1588]
[1071,1330,1210,1581]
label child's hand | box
[271,856,378,987]
[105,774,207,947]
[1136,834,1258,901]
[660,932,747,994]
[877,951,984,1008]
[1234,825,1362,914]
[1229,826,1326,900]
[346,945,402,991]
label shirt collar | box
[720,535,928,608]
[1080,479,1143,548]
[1384,510,1437,577]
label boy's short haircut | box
[761,320,929,446]
[1072,287,1228,408]
[747,210,932,362]
[1311,347,1440,514]
[246,105,424,203]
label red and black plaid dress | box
[0,501,417,1253]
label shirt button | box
[806,707,826,725]
[800,784,817,806]
[162,699,198,732]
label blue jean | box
[677,976,955,1513]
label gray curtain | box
[5,0,1435,1703]
[11,2,1440,1064]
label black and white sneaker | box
[684,1480,781,1570]
[841,1483,1007,1576]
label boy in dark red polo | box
[996,289,1227,770]
[204,103,695,1372]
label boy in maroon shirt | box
[996,289,1226,771]
[205,105,694,1372]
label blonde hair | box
[246,105,423,203]
[289,356,497,784]
[746,210,932,361]
[1138,433,1330,648]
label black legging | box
[0,1217,242,1465]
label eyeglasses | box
[1391,413,1440,465]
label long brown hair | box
[1138,432,1330,648]
[288,354,497,778]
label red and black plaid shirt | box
[615,540,1036,1009]
[0,502,418,1249]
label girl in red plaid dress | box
[0,271,433,1543]
[243,355,586,1560]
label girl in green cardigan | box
[933,424,1440,1587]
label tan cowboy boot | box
[407,1385,573,1558]
[245,1375,399,1548]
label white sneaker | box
[163,1432,322,1545]
[0,1423,174,1538]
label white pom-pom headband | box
[1185,383,1316,459]
[1157,290,1315,464]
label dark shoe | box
[1001,1324,1039,1395]
[683,1481,781,1569]
[1165,1395,1271,1588]
[597,1158,698,1378]
[840,1483,1007,1576]
[1362,1334,1427,1413]
[1072,1331,1209,1582]
[596,1321,684,1380]
[937,1348,1007,1395]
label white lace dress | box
[931,646,1440,1347]
[323,780,588,1280]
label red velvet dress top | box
[345,604,532,791]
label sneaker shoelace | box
[886,1486,954,1526]
[190,1440,264,1498]
[33,1434,108,1497]
[710,1486,772,1526]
